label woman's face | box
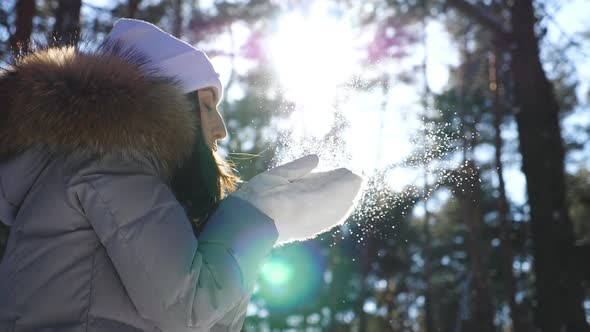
[197,88,227,151]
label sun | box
[267,10,357,95]
[266,5,359,119]
[264,3,429,193]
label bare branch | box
[446,0,512,42]
[81,1,111,12]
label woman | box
[0,19,362,332]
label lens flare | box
[261,259,292,285]
[258,242,326,312]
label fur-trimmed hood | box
[0,45,198,176]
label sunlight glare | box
[267,8,359,126]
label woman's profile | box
[0,19,363,332]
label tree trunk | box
[457,41,495,332]
[10,0,36,53]
[423,173,434,332]
[172,0,183,38]
[52,0,82,46]
[420,10,434,331]
[490,50,525,332]
[356,242,371,332]
[460,160,495,332]
[509,1,589,331]
[127,0,141,18]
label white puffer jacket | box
[0,46,278,332]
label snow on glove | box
[231,154,364,245]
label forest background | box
[0,0,589,331]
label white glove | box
[232,155,364,245]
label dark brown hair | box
[170,93,240,233]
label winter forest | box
[0,0,589,331]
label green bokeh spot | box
[257,243,326,312]
[261,259,292,285]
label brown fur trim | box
[0,46,198,176]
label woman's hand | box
[232,155,364,245]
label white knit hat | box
[106,18,223,102]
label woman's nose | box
[212,115,227,141]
